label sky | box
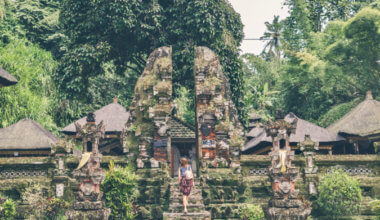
[229,0,289,55]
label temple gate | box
[126,46,244,174]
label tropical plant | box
[21,183,50,219]
[0,199,16,220]
[316,169,362,217]
[240,204,265,220]
[173,87,195,125]
[45,197,69,219]
[261,15,283,60]
[102,161,138,220]
[0,38,58,132]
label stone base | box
[265,199,311,220]
[65,208,110,220]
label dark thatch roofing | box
[328,91,380,137]
[0,118,58,150]
[0,67,18,87]
[243,113,345,152]
[62,101,130,135]
[170,117,196,140]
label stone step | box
[170,193,202,200]
[170,197,203,205]
[169,203,205,213]
[170,190,202,197]
[170,193,203,199]
[163,211,211,220]
[171,188,201,193]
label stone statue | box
[66,113,110,220]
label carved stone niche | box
[195,69,206,82]
[198,94,212,105]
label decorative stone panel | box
[327,165,374,175]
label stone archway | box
[125,46,244,174]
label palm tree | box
[260,15,283,60]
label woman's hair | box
[180,157,188,167]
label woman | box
[178,157,194,214]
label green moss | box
[155,81,171,95]
[153,57,172,75]
[215,120,232,133]
[230,130,244,148]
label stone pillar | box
[66,113,110,220]
[126,46,173,169]
[194,46,244,172]
[52,140,71,198]
[264,112,311,220]
[298,134,319,196]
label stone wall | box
[0,154,378,219]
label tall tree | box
[260,15,283,60]
[279,2,380,125]
[56,0,244,113]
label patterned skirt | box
[179,177,193,196]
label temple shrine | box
[0,47,378,220]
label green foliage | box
[240,204,265,220]
[318,98,361,127]
[241,54,279,123]
[0,199,16,220]
[0,38,58,132]
[275,2,380,124]
[316,169,362,217]
[173,87,195,125]
[57,0,245,119]
[45,197,69,219]
[21,183,50,219]
[261,15,283,60]
[102,162,138,220]
[282,0,376,52]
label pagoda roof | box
[0,67,18,87]
[243,113,344,152]
[170,116,196,141]
[62,100,130,135]
[0,119,58,150]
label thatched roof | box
[328,91,380,137]
[0,119,58,150]
[62,100,130,135]
[170,117,195,141]
[243,113,344,152]
[0,67,18,87]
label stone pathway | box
[163,178,211,220]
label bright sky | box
[229,0,289,55]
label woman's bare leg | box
[183,195,187,213]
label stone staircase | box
[163,178,211,220]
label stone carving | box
[194,46,244,170]
[299,134,319,174]
[0,170,47,179]
[327,165,374,175]
[56,183,64,197]
[126,46,172,167]
[264,110,311,220]
[66,113,110,220]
